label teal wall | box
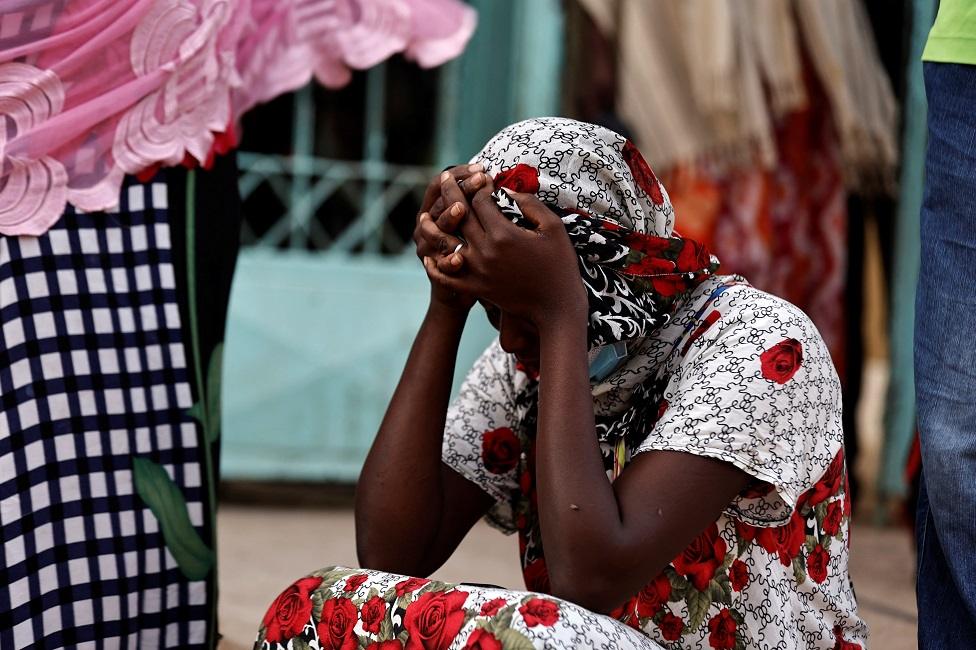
[221,0,566,482]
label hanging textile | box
[0,0,477,236]
[879,0,938,501]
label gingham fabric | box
[0,176,211,648]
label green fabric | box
[879,0,937,502]
[923,0,976,64]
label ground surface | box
[216,505,917,650]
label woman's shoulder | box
[682,275,830,353]
[669,275,839,391]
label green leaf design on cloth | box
[496,628,536,650]
[186,343,224,444]
[132,456,214,580]
[685,587,711,631]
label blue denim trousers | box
[915,61,976,649]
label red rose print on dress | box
[343,573,368,592]
[682,310,722,355]
[394,577,430,597]
[403,589,469,650]
[808,449,845,507]
[807,544,829,583]
[735,519,758,543]
[621,140,664,204]
[519,597,560,627]
[366,642,403,650]
[707,609,738,649]
[480,598,507,617]
[261,575,323,643]
[756,510,806,567]
[317,597,358,650]
[729,559,749,591]
[822,500,844,536]
[658,613,685,642]
[833,627,863,650]
[360,596,386,634]
[760,338,803,384]
[635,573,672,617]
[493,164,540,194]
[608,596,638,625]
[481,427,520,474]
[522,558,551,593]
[656,399,669,422]
[672,522,727,591]
[463,628,503,650]
[740,480,775,499]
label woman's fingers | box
[421,164,476,213]
[499,188,563,230]
[415,212,465,261]
[423,255,472,294]
[439,169,487,235]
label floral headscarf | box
[469,117,719,454]
[472,117,718,350]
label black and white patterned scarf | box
[471,117,719,452]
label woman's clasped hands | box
[412,165,587,327]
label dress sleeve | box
[634,288,844,526]
[441,338,523,534]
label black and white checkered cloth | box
[0,176,211,648]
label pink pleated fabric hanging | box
[0,0,476,236]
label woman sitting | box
[255,118,867,650]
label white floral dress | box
[440,275,867,650]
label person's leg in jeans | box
[915,61,976,649]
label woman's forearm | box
[533,311,633,609]
[355,303,467,572]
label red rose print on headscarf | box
[675,238,712,273]
[317,597,358,650]
[822,500,844,536]
[463,628,503,650]
[760,338,803,384]
[807,544,830,583]
[624,254,677,281]
[479,598,507,617]
[481,427,520,474]
[494,164,540,194]
[707,608,738,649]
[262,575,323,643]
[729,559,749,591]
[403,589,469,650]
[756,510,806,567]
[636,573,672,617]
[519,598,560,627]
[658,613,685,641]
[622,140,664,204]
[672,522,727,591]
[343,573,368,592]
[360,596,386,634]
[394,577,430,596]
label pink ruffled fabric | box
[0,0,476,235]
